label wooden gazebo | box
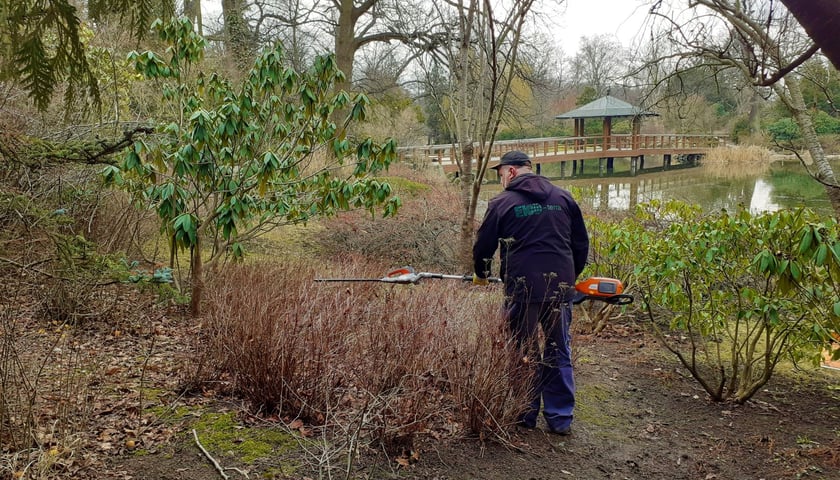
[555,95,658,150]
[554,95,658,173]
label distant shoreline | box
[770,153,840,165]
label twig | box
[0,256,61,279]
[225,467,250,478]
[193,429,229,479]
[138,330,157,431]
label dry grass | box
[84,189,158,260]
[201,259,532,453]
[701,145,774,178]
[0,294,100,479]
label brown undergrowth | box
[198,259,533,467]
[316,163,464,271]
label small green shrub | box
[812,110,840,135]
[588,200,840,403]
[766,117,801,141]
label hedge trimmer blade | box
[315,267,632,304]
[315,266,501,284]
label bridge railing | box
[396,134,727,165]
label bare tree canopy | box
[571,34,626,95]
[413,0,542,267]
[642,0,840,214]
[242,0,445,91]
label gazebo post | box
[603,117,612,150]
[632,116,641,150]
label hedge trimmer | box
[315,266,633,305]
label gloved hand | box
[472,274,489,286]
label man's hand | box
[472,274,489,286]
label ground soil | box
[98,315,840,480]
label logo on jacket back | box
[514,203,565,218]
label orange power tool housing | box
[575,277,624,297]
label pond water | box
[540,156,838,217]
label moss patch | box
[378,176,431,196]
[246,223,326,260]
[575,384,623,432]
[191,412,297,464]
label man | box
[472,150,589,435]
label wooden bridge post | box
[599,158,605,176]
[560,161,566,178]
[599,183,609,210]
[630,156,638,176]
[664,154,672,170]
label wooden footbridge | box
[397,133,726,176]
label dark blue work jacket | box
[473,173,589,303]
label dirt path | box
[107,319,840,480]
[392,323,840,480]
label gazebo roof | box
[555,95,658,119]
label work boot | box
[516,419,536,429]
[548,426,571,436]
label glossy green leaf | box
[798,227,813,254]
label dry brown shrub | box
[29,165,158,259]
[84,189,158,259]
[202,259,531,450]
[317,164,463,271]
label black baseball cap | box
[491,150,532,170]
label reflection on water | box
[748,179,780,213]
[556,158,835,216]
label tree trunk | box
[776,77,840,216]
[222,0,254,69]
[189,235,204,317]
[334,0,356,95]
[458,144,476,271]
[183,0,203,36]
[747,89,761,136]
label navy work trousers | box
[506,300,575,432]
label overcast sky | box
[553,0,651,53]
[202,0,653,55]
